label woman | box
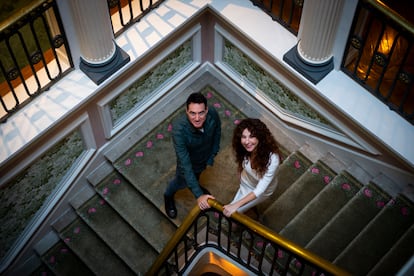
[223,118,280,218]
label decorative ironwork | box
[108,0,165,37]
[398,71,412,84]
[341,0,414,124]
[6,68,19,81]
[108,0,119,9]
[148,200,351,275]
[52,34,64,48]
[30,51,42,65]
[295,0,304,7]
[249,0,303,35]
[0,0,74,123]
[351,36,362,49]
[374,52,387,67]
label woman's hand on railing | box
[222,203,238,217]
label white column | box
[297,0,345,65]
[69,0,115,65]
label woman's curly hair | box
[232,118,279,178]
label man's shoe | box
[164,194,177,219]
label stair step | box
[368,223,414,275]
[57,218,135,276]
[258,150,313,213]
[30,262,54,276]
[262,160,337,232]
[40,240,93,275]
[334,194,414,275]
[112,118,176,190]
[76,194,158,274]
[94,171,177,252]
[305,182,391,261]
[279,171,362,247]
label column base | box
[80,45,130,85]
[283,45,333,84]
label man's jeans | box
[164,170,201,197]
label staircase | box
[32,91,414,275]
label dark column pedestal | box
[283,45,333,84]
[80,45,130,85]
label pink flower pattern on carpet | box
[377,201,385,208]
[363,188,372,197]
[277,249,284,258]
[401,206,409,216]
[310,167,319,174]
[124,158,132,166]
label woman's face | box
[241,128,259,152]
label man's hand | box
[197,194,215,210]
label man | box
[164,92,221,218]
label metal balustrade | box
[149,199,350,275]
[0,0,73,123]
[108,0,166,37]
[249,0,303,35]
[342,0,414,124]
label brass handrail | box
[0,0,48,32]
[364,0,414,34]
[147,198,351,276]
[146,201,202,275]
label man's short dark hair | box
[186,92,207,109]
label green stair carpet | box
[95,171,176,252]
[305,182,391,261]
[41,240,92,275]
[279,171,363,247]
[58,218,135,276]
[334,194,414,275]
[77,194,158,274]
[368,223,414,275]
[257,151,312,213]
[262,160,337,232]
